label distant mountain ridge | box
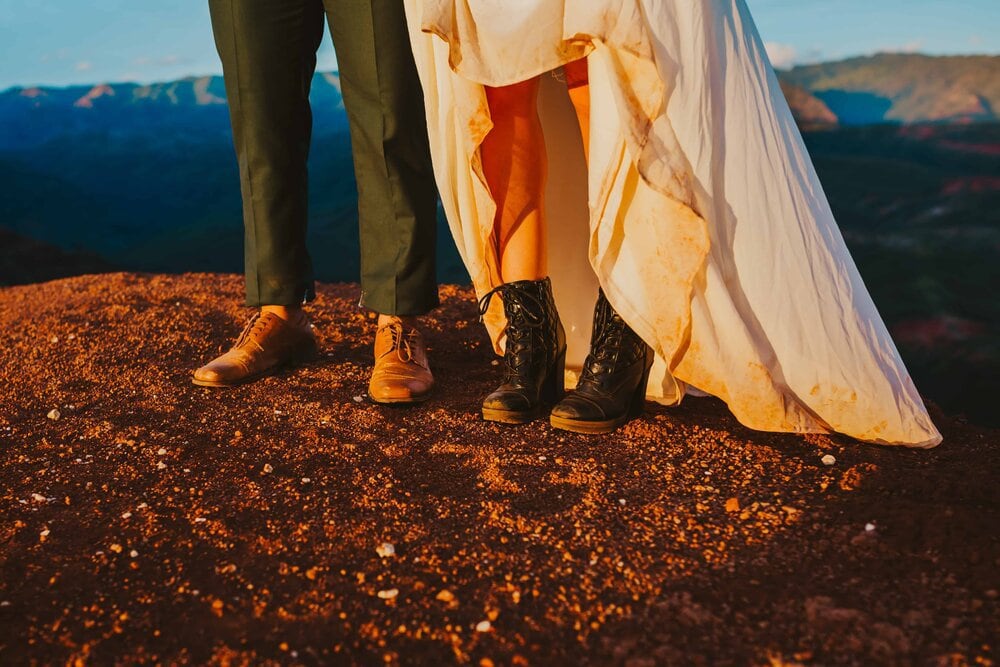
[780,53,1000,125]
[0,72,346,151]
[2,53,998,148]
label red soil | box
[1,273,996,665]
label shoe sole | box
[192,368,274,388]
[191,344,318,388]
[367,391,433,405]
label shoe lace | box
[233,312,269,353]
[378,322,420,363]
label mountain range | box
[3,53,999,152]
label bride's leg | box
[563,58,590,162]
[479,78,566,424]
[482,78,547,282]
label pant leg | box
[325,0,439,316]
[208,0,325,306]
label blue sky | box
[0,0,997,90]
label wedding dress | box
[402,0,942,447]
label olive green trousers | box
[209,0,438,315]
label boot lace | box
[478,283,546,382]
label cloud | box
[765,42,798,70]
[876,39,925,55]
[75,61,93,72]
[132,54,189,69]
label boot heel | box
[540,348,567,405]
[628,349,655,418]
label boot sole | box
[482,406,541,424]
[549,413,630,434]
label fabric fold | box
[403,0,942,447]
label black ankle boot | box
[550,290,654,434]
[479,277,567,424]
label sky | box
[0,0,997,90]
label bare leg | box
[563,58,591,163]
[482,78,547,282]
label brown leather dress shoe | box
[192,312,317,387]
[368,320,434,404]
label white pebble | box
[490,359,500,366]
[618,498,627,506]
[67,334,76,340]
[377,588,399,600]
[129,550,139,558]
[156,447,167,456]
[194,517,207,523]
[121,512,132,519]
[538,455,547,461]
[865,522,876,532]
[263,463,274,474]
[137,502,148,509]
[352,395,365,403]
[821,454,836,466]
[47,409,61,421]
[476,620,492,632]
[376,542,396,558]
[31,493,47,503]
[156,461,167,470]
[50,336,59,344]
[301,477,311,484]
[0,601,9,607]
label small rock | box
[121,512,132,519]
[476,620,492,632]
[377,588,399,600]
[68,334,76,340]
[821,454,836,466]
[725,497,740,512]
[865,522,876,532]
[0,601,9,607]
[50,336,59,344]
[31,493,47,503]
[129,550,139,558]
[194,517,207,523]
[39,529,50,540]
[109,543,123,553]
[376,542,396,558]
[137,502,148,509]
[618,498,627,506]
[157,447,167,456]
[156,461,167,470]
[436,590,456,603]
[263,463,274,474]
[301,477,311,484]
[46,409,61,421]
[352,395,365,403]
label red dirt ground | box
[1,273,997,666]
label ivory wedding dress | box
[402,0,942,447]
